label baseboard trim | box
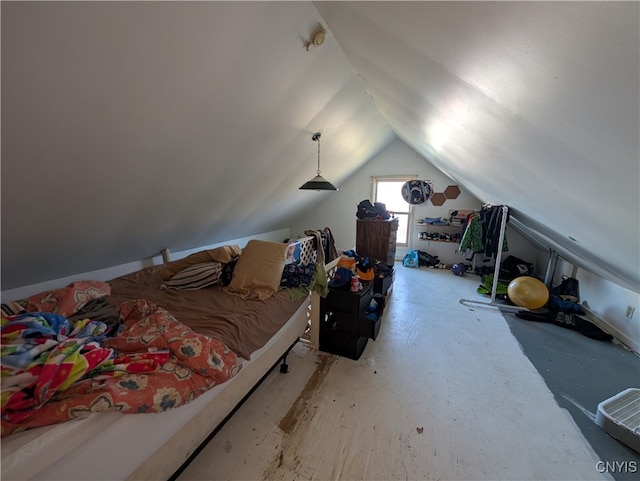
[581,304,639,355]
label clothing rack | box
[459,205,524,312]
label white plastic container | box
[595,388,640,453]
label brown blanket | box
[108,266,306,359]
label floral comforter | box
[1,292,242,436]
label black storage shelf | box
[319,324,368,360]
[359,311,382,340]
[326,283,373,316]
[374,268,394,297]
[332,299,383,340]
[320,282,386,360]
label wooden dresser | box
[356,217,399,266]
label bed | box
[1,235,338,481]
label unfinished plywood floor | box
[177,265,608,481]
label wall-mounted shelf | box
[416,222,463,243]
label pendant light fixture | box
[299,132,338,191]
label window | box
[372,176,415,246]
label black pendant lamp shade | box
[299,132,338,191]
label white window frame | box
[371,175,416,247]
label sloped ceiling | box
[1,1,394,289]
[316,1,639,292]
[2,1,639,293]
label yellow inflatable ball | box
[507,276,549,310]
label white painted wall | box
[551,258,640,354]
[290,138,540,267]
[523,230,640,354]
[291,137,638,353]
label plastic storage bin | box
[595,388,640,453]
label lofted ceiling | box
[1,1,638,293]
[1,1,394,289]
[317,1,639,292]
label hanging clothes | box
[459,213,483,254]
[481,205,509,257]
[459,206,509,260]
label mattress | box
[107,264,306,359]
[1,298,310,481]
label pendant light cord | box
[311,132,322,175]
[316,137,321,175]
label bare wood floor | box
[177,265,607,481]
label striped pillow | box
[162,262,223,290]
